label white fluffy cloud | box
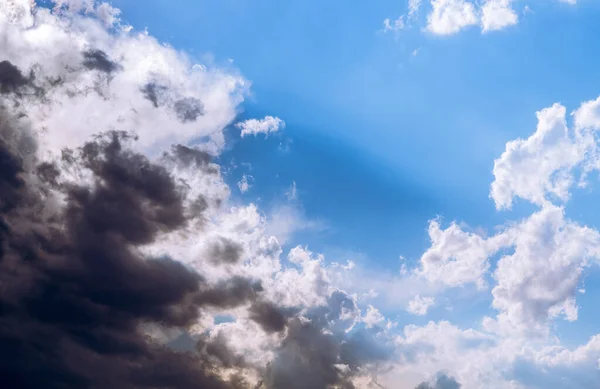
[417,205,600,334]
[488,205,600,334]
[426,0,478,35]
[491,104,583,209]
[407,295,435,316]
[0,1,248,157]
[363,304,386,328]
[417,219,511,288]
[236,115,285,137]
[237,174,253,193]
[481,0,518,32]
[491,98,600,210]
[385,0,576,38]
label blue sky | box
[111,0,600,365]
[110,0,600,284]
[9,0,600,388]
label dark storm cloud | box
[265,317,354,389]
[0,122,258,389]
[248,301,288,333]
[174,96,204,123]
[165,144,218,175]
[197,276,263,308]
[140,83,204,123]
[82,49,121,73]
[0,28,397,389]
[198,332,248,369]
[0,60,30,94]
[262,291,393,389]
[210,236,244,265]
[141,82,167,108]
[415,374,461,389]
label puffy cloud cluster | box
[407,295,435,316]
[236,116,285,138]
[383,0,575,37]
[0,2,395,388]
[1,0,247,157]
[402,95,600,387]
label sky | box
[2,0,600,388]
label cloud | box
[265,203,326,246]
[6,2,600,389]
[487,205,600,334]
[0,3,394,388]
[426,0,478,35]
[0,1,248,156]
[491,104,583,209]
[491,98,600,210]
[385,0,575,38]
[0,60,31,93]
[237,116,285,138]
[383,16,405,33]
[363,305,386,328]
[416,204,600,334]
[407,295,436,316]
[480,0,518,32]
[415,373,461,389]
[0,126,263,388]
[238,174,253,193]
[409,0,423,19]
[285,181,297,200]
[416,218,511,289]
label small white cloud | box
[363,305,386,328]
[481,0,518,32]
[407,295,435,316]
[426,0,478,35]
[408,0,423,19]
[383,16,405,32]
[285,181,297,200]
[237,174,253,193]
[236,116,285,138]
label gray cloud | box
[82,49,121,74]
[415,373,461,389]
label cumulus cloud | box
[417,204,600,334]
[488,205,600,334]
[415,373,461,389]
[237,116,285,138]
[0,1,247,156]
[426,0,478,35]
[388,97,600,387]
[407,295,436,316]
[491,104,583,209]
[0,3,394,388]
[491,98,600,210]
[417,218,511,288]
[384,0,575,38]
[480,0,518,32]
[363,305,386,328]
